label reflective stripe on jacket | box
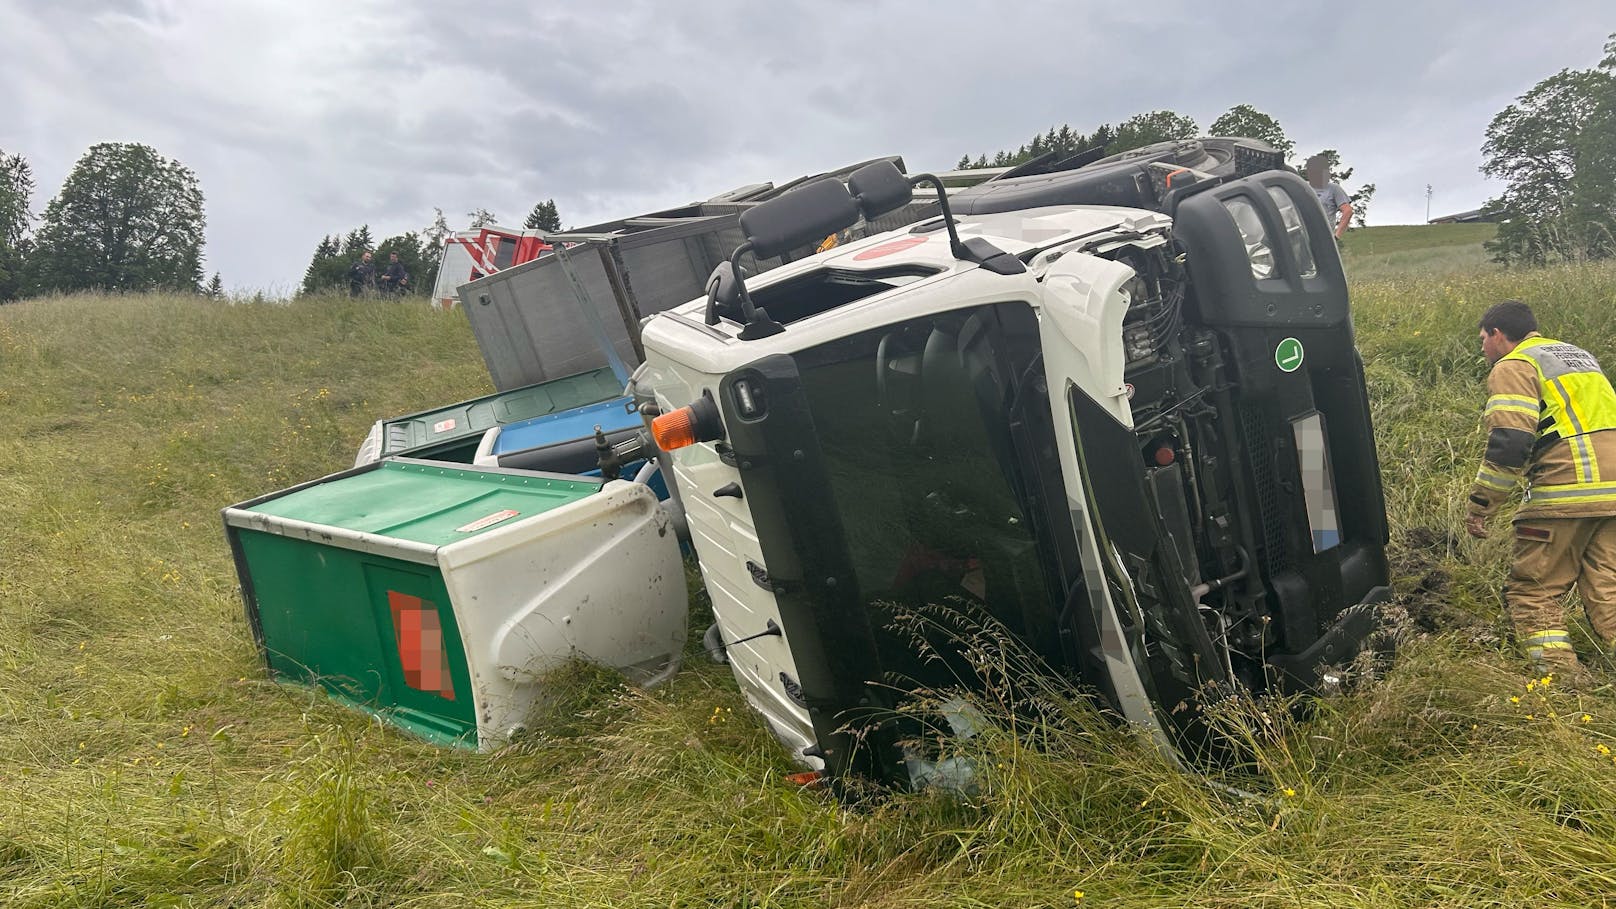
[1467,334,1616,519]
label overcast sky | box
[2,1,1609,291]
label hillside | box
[1341,222,1499,279]
[5,256,1616,907]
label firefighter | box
[1466,300,1616,671]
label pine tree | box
[420,207,451,298]
[300,233,350,296]
[204,272,224,298]
[340,226,373,258]
[0,148,33,302]
[523,199,561,231]
[466,208,497,229]
[1054,125,1077,159]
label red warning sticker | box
[852,236,928,261]
[432,418,457,434]
[454,509,519,533]
[388,590,456,699]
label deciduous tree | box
[1209,104,1294,158]
[1481,34,1616,264]
[26,143,205,295]
[1109,110,1200,154]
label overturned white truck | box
[629,142,1390,785]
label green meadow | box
[6,225,1616,908]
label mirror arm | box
[729,240,759,322]
[908,173,967,260]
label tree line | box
[8,62,1611,304]
[956,104,1375,227]
[298,199,561,298]
[0,139,566,304]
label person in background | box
[1465,300,1616,675]
[379,252,409,296]
[348,250,376,297]
[1306,155,1353,241]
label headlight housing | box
[1222,197,1275,280]
[1266,187,1317,278]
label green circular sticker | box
[1275,337,1305,373]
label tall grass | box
[4,253,1616,907]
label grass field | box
[1341,222,1499,280]
[7,227,1616,907]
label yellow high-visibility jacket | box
[1468,333,1616,520]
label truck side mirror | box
[849,160,913,221]
[738,178,861,260]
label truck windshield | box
[791,301,1072,688]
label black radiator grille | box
[1240,405,1292,577]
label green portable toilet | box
[222,459,686,749]
[352,366,626,466]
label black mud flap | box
[1266,587,1392,692]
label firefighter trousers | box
[1506,515,1616,666]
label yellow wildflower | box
[1510,696,1521,704]
[1073,891,1085,902]
[1282,787,1296,798]
[1583,715,1593,724]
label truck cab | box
[636,150,1390,785]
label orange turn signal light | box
[650,391,724,452]
[651,407,698,451]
